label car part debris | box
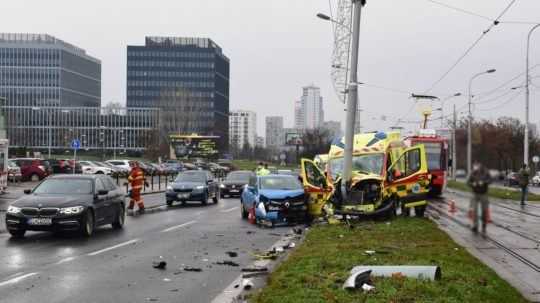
[226,251,238,258]
[273,246,284,253]
[350,266,441,281]
[343,270,372,290]
[252,251,279,260]
[268,233,282,237]
[216,260,240,267]
[293,227,303,235]
[241,267,268,273]
[364,250,376,255]
[242,278,254,290]
[183,266,202,272]
[152,261,167,270]
[242,272,269,279]
[361,283,375,292]
[284,242,296,249]
[163,278,171,282]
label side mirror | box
[23,189,32,194]
[207,180,213,184]
[97,189,109,196]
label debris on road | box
[253,251,279,260]
[216,234,225,237]
[242,278,254,290]
[163,278,171,282]
[216,260,240,267]
[241,267,268,273]
[268,233,282,237]
[349,266,442,281]
[242,271,269,279]
[361,283,375,292]
[183,266,202,272]
[293,227,303,235]
[343,269,372,290]
[226,251,238,258]
[152,260,167,270]
[284,242,296,249]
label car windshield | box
[226,172,251,182]
[175,173,206,183]
[33,179,93,195]
[329,153,384,179]
[260,176,302,190]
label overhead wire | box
[475,90,523,111]
[425,0,493,22]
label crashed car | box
[240,174,308,225]
[301,131,430,218]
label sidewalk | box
[428,189,540,302]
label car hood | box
[12,194,93,208]
[259,189,305,200]
[350,172,383,187]
[222,180,248,186]
[171,181,205,189]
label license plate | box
[230,190,239,193]
[28,218,52,226]
[178,193,190,199]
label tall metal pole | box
[342,0,363,186]
[525,24,540,166]
[452,104,457,180]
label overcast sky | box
[2,0,540,135]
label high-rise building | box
[229,110,257,149]
[126,36,230,150]
[255,136,265,148]
[295,85,324,130]
[323,121,343,139]
[0,33,101,107]
[265,116,284,148]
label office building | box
[0,33,101,107]
[126,36,230,150]
[229,110,257,149]
[295,85,324,130]
[265,116,284,148]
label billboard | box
[169,134,219,159]
[285,132,303,146]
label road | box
[0,193,284,303]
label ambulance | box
[301,131,430,218]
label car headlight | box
[7,206,21,214]
[220,184,226,188]
[167,185,173,191]
[59,206,85,215]
[195,185,205,190]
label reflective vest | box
[128,167,145,190]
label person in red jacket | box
[127,161,146,214]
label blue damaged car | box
[240,174,308,225]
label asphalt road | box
[0,193,284,303]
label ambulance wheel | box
[402,205,411,217]
[415,205,426,217]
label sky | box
[2,0,540,136]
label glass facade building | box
[0,33,101,107]
[126,36,230,151]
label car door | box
[301,159,334,217]
[102,176,123,218]
[93,178,112,225]
[386,145,429,209]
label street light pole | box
[467,69,496,174]
[342,0,363,187]
[452,104,457,180]
[525,24,540,166]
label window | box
[101,176,117,191]
[95,178,106,193]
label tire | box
[80,210,95,237]
[8,229,26,238]
[112,205,125,229]
[401,204,411,217]
[415,205,426,217]
[166,200,174,206]
[213,191,220,204]
[201,192,208,205]
[95,171,104,175]
[240,202,248,219]
[30,174,40,182]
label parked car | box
[47,159,83,174]
[532,172,540,187]
[95,161,127,177]
[7,160,22,182]
[504,172,520,187]
[5,174,125,238]
[11,158,49,181]
[240,174,307,225]
[106,159,131,171]
[455,169,467,178]
[139,161,157,175]
[165,170,220,206]
[220,170,255,198]
[79,161,114,175]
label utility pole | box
[452,104,457,180]
[525,24,540,166]
[342,0,363,189]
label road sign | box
[533,156,540,164]
[71,139,81,150]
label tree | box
[300,128,333,160]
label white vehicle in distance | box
[105,159,131,171]
[79,161,113,175]
[533,172,540,187]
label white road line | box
[54,256,77,265]
[0,272,38,288]
[220,207,239,213]
[87,239,139,256]
[161,220,197,233]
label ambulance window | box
[405,149,421,176]
[305,161,326,188]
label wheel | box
[8,229,26,238]
[401,204,411,217]
[112,205,125,229]
[201,192,208,205]
[213,191,220,204]
[241,202,248,219]
[166,200,174,206]
[30,174,40,182]
[80,210,95,237]
[95,171,104,174]
[415,205,426,217]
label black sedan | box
[166,170,220,206]
[220,170,255,198]
[5,175,125,238]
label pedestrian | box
[467,161,491,234]
[127,161,146,215]
[256,162,270,176]
[518,163,530,206]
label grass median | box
[448,180,540,202]
[250,218,526,303]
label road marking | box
[220,207,239,213]
[0,272,38,287]
[87,239,139,256]
[161,220,197,233]
[54,256,77,265]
